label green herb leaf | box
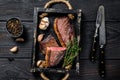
[62,38,81,68]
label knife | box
[98,5,106,78]
[90,6,102,62]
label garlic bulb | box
[39,17,49,30]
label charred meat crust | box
[54,18,66,47]
[54,17,74,47]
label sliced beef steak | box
[54,17,74,47]
[39,35,66,67]
[45,47,66,67]
[40,34,59,54]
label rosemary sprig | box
[62,38,81,68]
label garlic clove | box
[65,65,72,70]
[39,25,47,30]
[39,17,49,30]
[37,60,46,68]
[37,60,43,67]
[37,34,44,42]
[16,38,24,42]
[10,46,18,53]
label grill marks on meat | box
[40,35,59,54]
[54,17,74,47]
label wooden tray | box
[31,7,81,74]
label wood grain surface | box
[0,0,120,80]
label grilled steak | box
[39,35,66,67]
[54,17,74,47]
[40,34,59,54]
[45,47,66,67]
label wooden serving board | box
[31,7,81,75]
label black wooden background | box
[0,0,120,80]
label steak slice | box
[40,34,59,54]
[54,17,74,47]
[45,47,66,67]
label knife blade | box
[99,5,106,78]
[90,6,102,62]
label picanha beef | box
[54,17,74,47]
[39,35,66,67]
[40,34,59,54]
[45,47,66,67]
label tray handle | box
[40,72,50,80]
[40,0,73,79]
[40,0,74,19]
[40,72,70,80]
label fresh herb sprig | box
[62,38,81,68]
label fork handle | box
[90,37,98,62]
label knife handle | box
[90,37,98,62]
[99,47,105,78]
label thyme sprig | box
[62,38,81,68]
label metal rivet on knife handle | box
[90,37,98,62]
[99,46,105,78]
